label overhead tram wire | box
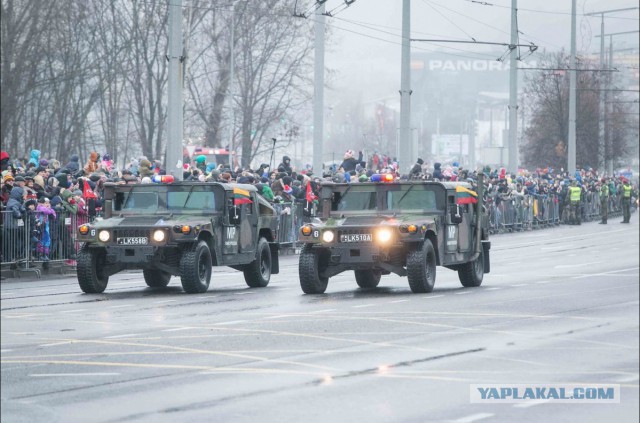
[460,0,640,20]
[423,0,564,51]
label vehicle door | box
[445,193,471,253]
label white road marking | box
[196,295,219,299]
[104,334,140,339]
[390,300,409,303]
[30,373,120,377]
[485,287,501,291]
[265,315,290,319]
[108,304,134,309]
[511,284,528,287]
[536,280,551,284]
[423,295,445,299]
[1,349,13,353]
[615,373,639,383]
[353,304,376,308]
[154,300,177,304]
[309,309,336,314]
[555,261,602,269]
[215,320,247,325]
[38,342,73,347]
[513,400,550,408]
[234,292,254,295]
[60,309,87,313]
[161,327,196,332]
[572,267,640,279]
[455,291,471,295]
[452,413,494,423]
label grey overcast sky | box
[314,0,639,103]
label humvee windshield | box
[114,185,223,214]
[387,186,440,211]
[332,188,377,211]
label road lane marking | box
[485,288,501,291]
[452,413,494,423]
[455,291,471,295]
[423,295,444,299]
[265,315,290,319]
[107,304,134,308]
[511,284,528,287]
[513,400,550,408]
[104,334,140,339]
[161,327,196,332]
[535,281,551,284]
[215,320,247,325]
[196,295,219,299]
[572,267,640,279]
[60,309,87,313]
[234,292,254,295]
[1,349,13,353]
[154,300,177,304]
[390,300,409,303]
[555,261,602,269]
[615,374,639,383]
[38,342,74,348]
[30,373,120,377]
[353,304,376,308]
[309,309,336,313]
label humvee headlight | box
[78,225,90,235]
[98,230,111,242]
[301,225,313,236]
[407,224,418,234]
[376,228,393,244]
[153,229,166,242]
[322,230,335,243]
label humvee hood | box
[90,215,211,229]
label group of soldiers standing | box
[566,178,635,225]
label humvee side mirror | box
[450,206,463,224]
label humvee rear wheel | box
[180,241,212,294]
[244,237,271,288]
[299,246,329,294]
[355,270,381,289]
[77,245,109,294]
[143,269,172,288]
[458,248,484,287]
[407,239,436,293]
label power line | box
[461,0,640,20]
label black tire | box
[299,246,329,294]
[77,245,109,294]
[354,269,381,289]
[143,269,172,288]
[179,241,212,294]
[458,248,484,287]
[243,237,271,288]
[407,239,437,293]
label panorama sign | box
[421,59,537,72]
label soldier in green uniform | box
[599,178,609,224]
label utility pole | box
[228,2,236,169]
[585,8,637,175]
[312,3,326,176]
[166,0,183,180]
[507,0,518,175]
[567,0,577,176]
[399,0,412,172]
[607,35,614,176]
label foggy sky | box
[320,0,639,104]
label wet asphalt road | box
[1,218,639,423]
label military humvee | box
[76,179,279,294]
[297,175,490,294]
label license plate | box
[340,234,372,243]
[117,237,148,245]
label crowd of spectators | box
[1,148,637,265]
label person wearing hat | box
[4,187,27,262]
[621,178,633,224]
[409,158,424,179]
[567,180,582,225]
[1,172,14,204]
[599,178,609,224]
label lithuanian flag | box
[456,185,478,205]
[233,187,253,205]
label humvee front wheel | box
[180,241,212,294]
[77,245,109,293]
[407,239,436,293]
[299,246,329,294]
[244,237,271,288]
[355,270,381,289]
[143,269,172,288]
[458,249,484,287]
